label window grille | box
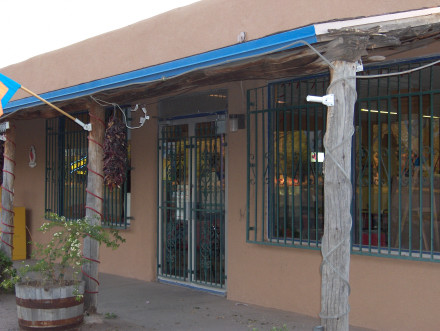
[247,57,440,261]
[247,75,328,248]
[45,111,130,228]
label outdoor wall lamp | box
[306,94,334,107]
[229,114,245,132]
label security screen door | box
[158,119,226,288]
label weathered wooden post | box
[320,61,357,331]
[0,123,16,258]
[83,103,105,313]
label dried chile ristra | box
[103,114,127,190]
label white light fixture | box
[229,115,239,132]
[229,114,245,132]
[306,94,334,107]
[368,55,386,62]
[237,31,246,43]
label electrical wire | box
[88,43,440,117]
[90,95,147,130]
[319,77,356,321]
[85,39,332,115]
[354,58,440,79]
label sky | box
[0,0,200,69]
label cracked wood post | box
[320,61,357,331]
[0,124,15,258]
[83,103,104,313]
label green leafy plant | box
[1,213,125,299]
[270,325,288,331]
[0,249,17,292]
[104,312,118,319]
[0,249,12,281]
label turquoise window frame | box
[247,56,440,262]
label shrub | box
[0,249,16,292]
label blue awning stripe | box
[4,25,317,113]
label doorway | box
[158,116,226,289]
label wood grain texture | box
[83,103,105,313]
[15,282,84,329]
[0,123,16,258]
[320,61,357,331]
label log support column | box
[320,61,357,331]
[83,104,104,313]
[0,124,16,259]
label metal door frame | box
[157,113,227,292]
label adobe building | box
[1,1,440,329]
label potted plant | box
[1,213,125,330]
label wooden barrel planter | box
[15,281,85,330]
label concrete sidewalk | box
[0,273,372,331]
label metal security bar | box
[158,124,190,281]
[247,75,328,248]
[158,121,226,288]
[247,57,440,261]
[193,122,225,287]
[354,58,440,261]
[45,112,129,228]
[46,113,88,220]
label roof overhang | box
[3,6,440,119]
[3,25,317,115]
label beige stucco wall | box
[9,77,440,330]
[2,0,439,100]
[13,119,46,246]
[11,107,159,281]
[224,79,440,331]
[350,256,440,330]
[99,105,158,281]
[5,1,440,328]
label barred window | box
[45,111,130,228]
[247,57,440,262]
[247,75,328,248]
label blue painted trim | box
[3,25,317,114]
